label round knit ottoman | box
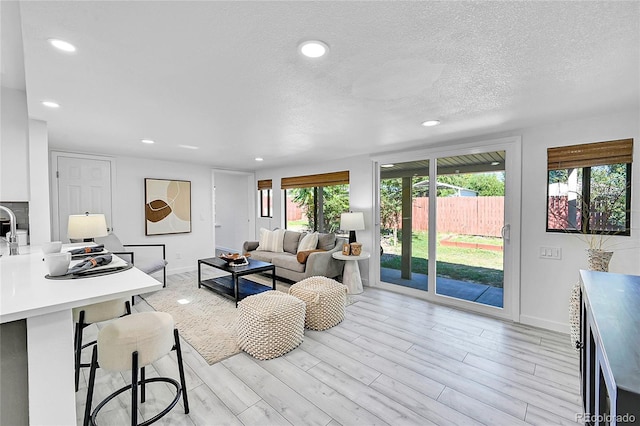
[237,291,305,360]
[289,276,348,331]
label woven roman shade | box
[281,171,349,189]
[547,138,633,170]
[257,179,272,190]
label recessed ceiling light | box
[177,299,190,305]
[141,139,155,144]
[48,38,76,53]
[381,164,395,168]
[299,40,329,58]
[491,161,500,166]
[255,157,264,162]
[421,120,441,127]
[41,101,60,108]
[178,144,199,150]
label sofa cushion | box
[317,233,336,251]
[272,254,306,273]
[283,230,303,254]
[257,228,285,252]
[297,232,318,252]
[249,250,276,263]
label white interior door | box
[55,155,112,242]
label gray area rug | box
[141,274,291,365]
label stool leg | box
[131,351,138,426]
[174,329,190,414]
[75,311,86,392]
[83,346,98,426]
[140,366,146,403]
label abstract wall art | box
[144,178,192,235]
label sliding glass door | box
[376,139,520,318]
[434,152,505,308]
[379,161,429,290]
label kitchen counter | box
[0,246,163,425]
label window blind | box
[257,179,272,190]
[547,138,633,170]
[281,171,349,189]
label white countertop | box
[1,246,163,323]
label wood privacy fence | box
[288,196,505,237]
[411,197,504,237]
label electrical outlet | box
[539,246,562,260]
[176,252,182,259]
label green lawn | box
[381,231,504,287]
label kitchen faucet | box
[0,205,19,255]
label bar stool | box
[73,298,131,391]
[83,311,189,426]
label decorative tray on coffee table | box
[219,253,250,267]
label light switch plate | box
[539,246,562,260]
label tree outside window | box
[547,138,633,241]
[286,184,349,233]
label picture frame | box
[144,178,192,235]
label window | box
[281,171,349,233]
[547,139,633,235]
[258,179,272,218]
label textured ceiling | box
[18,1,640,171]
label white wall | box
[113,156,215,273]
[28,119,51,244]
[519,109,640,332]
[0,87,30,201]
[254,109,639,333]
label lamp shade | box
[67,213,108,240]
[340,212,365,231]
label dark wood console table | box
[580,270,640,425]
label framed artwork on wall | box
[144,178,192,235]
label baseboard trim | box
[519,314,569,334]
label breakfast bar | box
[0,248,162,425]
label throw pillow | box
[256,228,285,252]
[296,249,326,264]
[317,232,336,251]
[297,232,319,252]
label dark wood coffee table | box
[197,257,275,306]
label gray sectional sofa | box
[242,230,346,282]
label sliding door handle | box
[501,224,510,242]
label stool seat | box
[73,297,129,324]
[289,276,347,330]
[237,291,305,360]
[98,311,174,372]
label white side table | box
[332,251,370,294]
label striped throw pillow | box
[256,228,285,252]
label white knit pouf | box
[289,276,347,331]
[237,291,306,360]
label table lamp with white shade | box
[340,211,365,244]
[68,213,108,242]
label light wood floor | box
[76,272,583,426]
